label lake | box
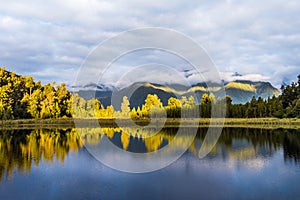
[0,127,300,200]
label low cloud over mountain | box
[74,79,280,108]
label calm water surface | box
[0,127,300,200]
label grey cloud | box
[0,0,299,88]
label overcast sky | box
[1,0,300,88]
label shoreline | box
[1,118,300,129]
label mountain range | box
[73,80,280,109]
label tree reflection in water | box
[0,127,300,181]
[0,129,83,181]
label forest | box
[0,67,299,120]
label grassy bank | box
[0,118,75,129]
[1,118,300,129]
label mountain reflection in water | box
[0,127,300,181]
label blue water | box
[0,128,300,200]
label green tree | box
[200,93,211,118]
[72,94,87,118]
[168,97,181,107]
[25,76,34,97]
[130,107,138,119]
[144,94,163,118]
[24,89,42,118]
[136,106,142,118]
[208,93,215,103]
[225,95,232,118]
[106,105,114,118]
[86,99,101,117]
[166,97,181,118]
[40,83,59,118]
[121,96,130,118]
[56,83,72,117]
[281,74,300,117]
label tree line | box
[0,68,72,119]
[0,67,299,119]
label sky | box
[0,0,300,89]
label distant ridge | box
[75,80,280,108]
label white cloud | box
[273,65,300,87]
[220,72,270,82]
[0,0,299,87]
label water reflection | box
[0,129,83,181]
[283,131,300,164]
[0,127,300,182]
